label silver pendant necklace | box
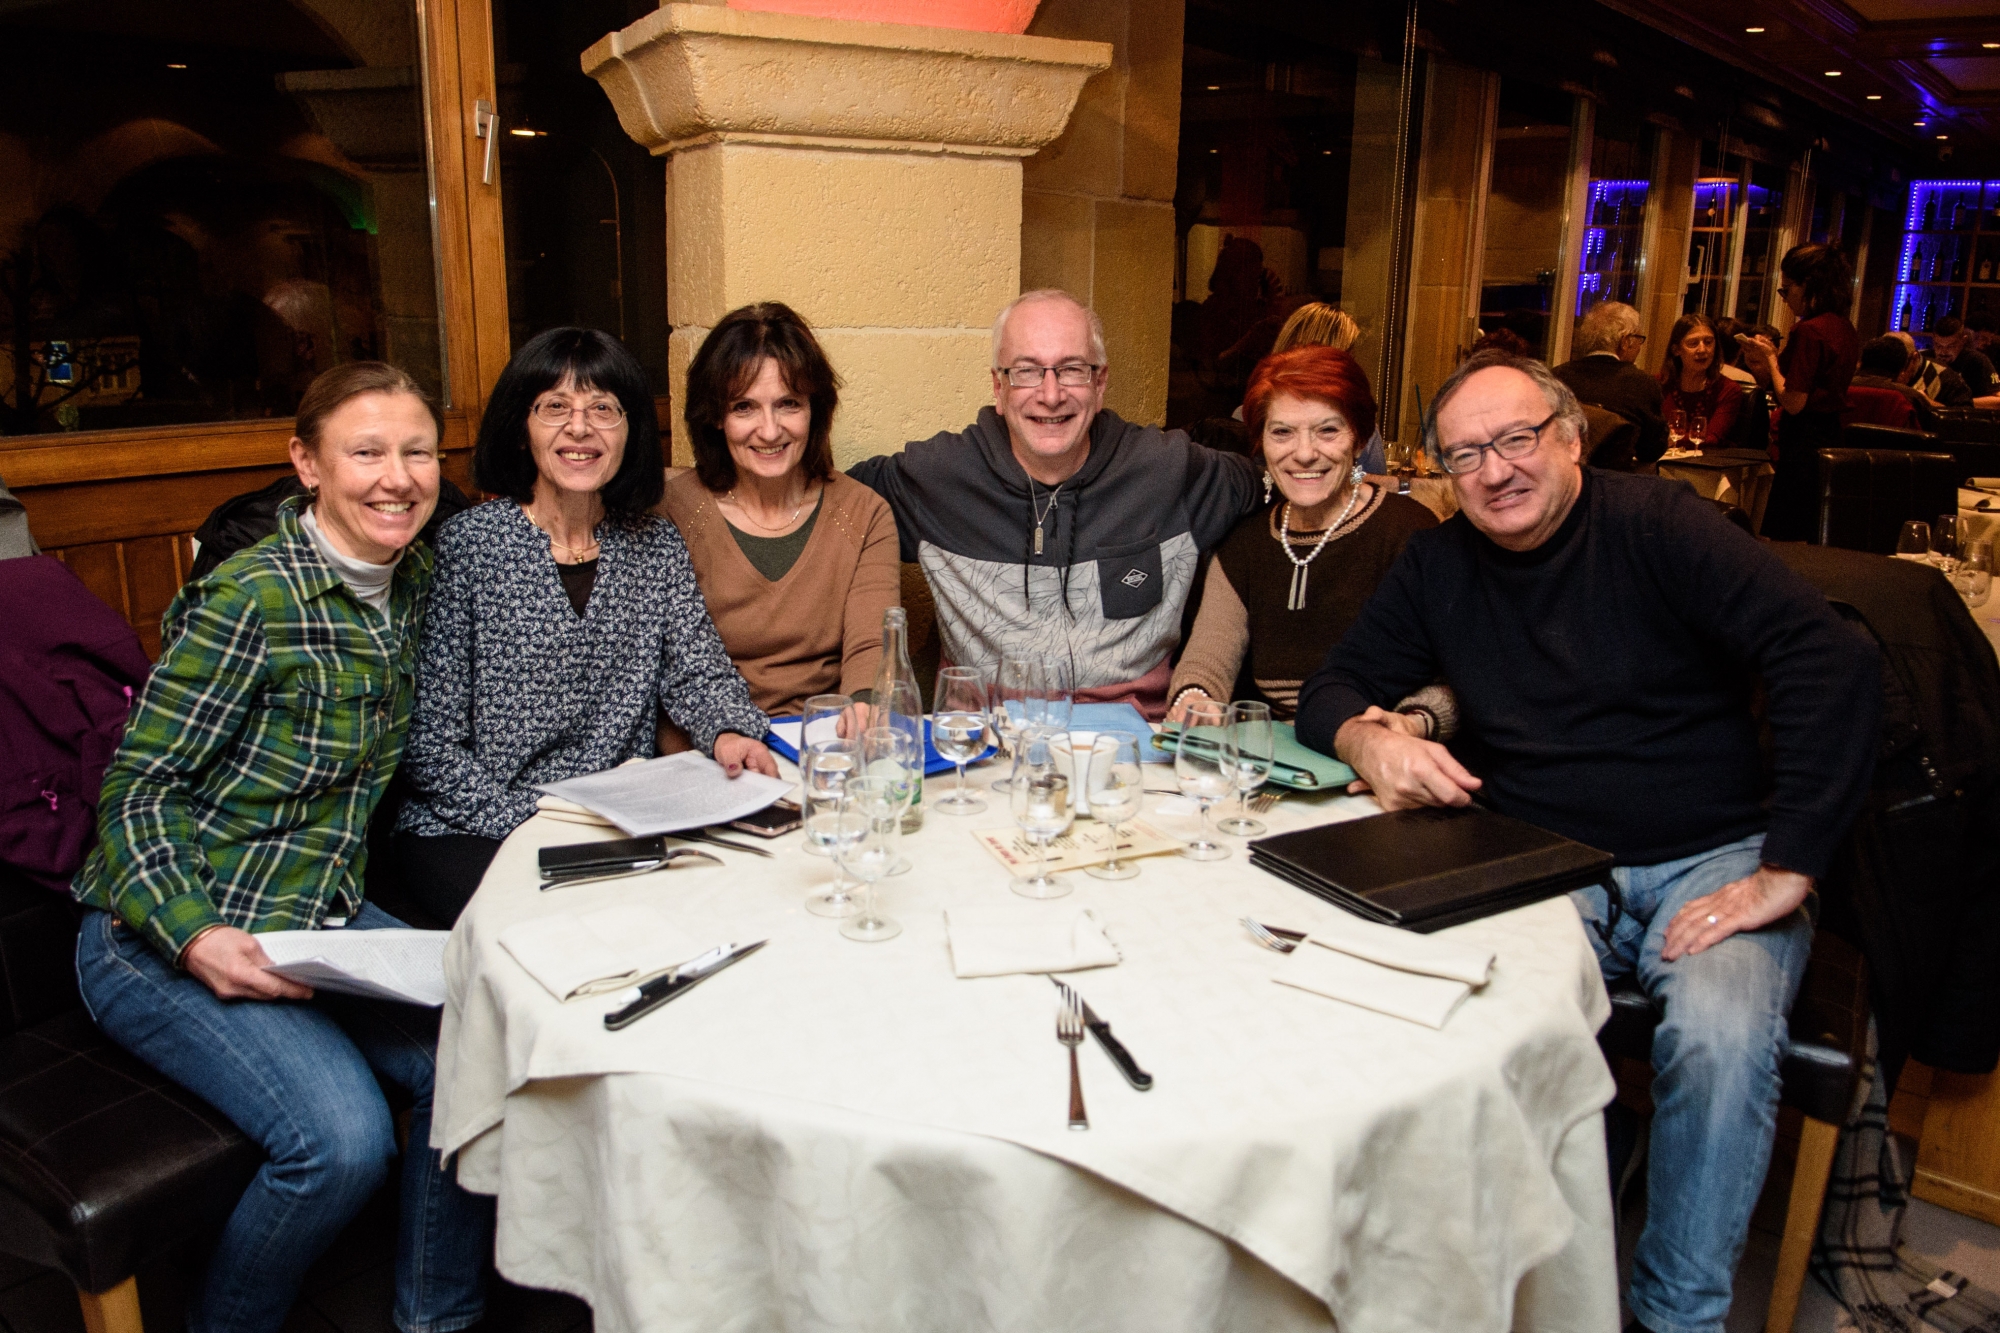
[1278,484,1362,611]
[1030,480,1063,556]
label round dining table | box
[433,765,1621,1333]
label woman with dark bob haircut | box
[658,302,900,723]
[1738,243,1859,539]
[395,327,775,923]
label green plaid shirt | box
[73,499,433,962]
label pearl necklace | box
[1277,483,1363,611]
[728,486,811,534]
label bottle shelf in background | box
[1894,179,2000,334]
[1579,178,1647,316]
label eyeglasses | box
[998,363,1101,389]
[532,398,627,429]
[1436,413,1557,476]
[1620,332,1648,344]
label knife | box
[667,828,775,859]
[538,848,721,890]
[1051,978,1154,1090]
[604,939,768,1030]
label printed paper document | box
[259,929,449,1006]
[536,751,791,835]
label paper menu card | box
[972,820,1180,875]
[258,928,449,1007]
[536,751,791,835]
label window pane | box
[0,1,446,436]
[491,0,669,398]
[1169,0,1409,430]
[1576,114,1647,322]
[1733,163,1785,325]
[1477,80,1574,362]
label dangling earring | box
[1262,470,1274,505]
[1351,462,1366,487]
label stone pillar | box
[583,5,1109,467]
[1635,127,1700,365]
[1016,0,1181,427]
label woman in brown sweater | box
[1168,344,1444,731]
[660,303,900,718]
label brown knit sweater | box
[1169,485,1437,719]
[658,469,900,718]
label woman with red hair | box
[1168,345,1439,725]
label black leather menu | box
[1247,806,1614,933]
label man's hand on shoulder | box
[1662,864,1812,962]
[1335,706,1482,810]
[183,925,313,1001]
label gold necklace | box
[728,485,812,533]
[523,506,600,561]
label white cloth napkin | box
[499,904,707,1001]
[1273,913,1495,1029]
[943,903,1121,978]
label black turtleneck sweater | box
[1295,469,1881,876]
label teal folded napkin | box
[1152,720,1356,791]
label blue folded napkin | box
[764,718,991,777]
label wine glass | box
[1954,539,1993,608]
[837,777,903,943]
[1686,413,1707,451]
[1038,657,1075,733]
[1897,521,1933,562]
[932,665,989,814]
[1666,404,1687,448]
[1083,731,1143,881]
[989,656,1038,794]
[802,693,854,749]
[802,740,860,910]
[1009,727,1074,900]
[1174,698,1234,862]
[1934,514,1962,571]
[859,726,918,875]
[1218,700,1275,837]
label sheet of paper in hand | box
[536,751,792,835]
[258,929,449,1006]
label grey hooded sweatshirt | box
[848,407,1259,716]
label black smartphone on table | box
[726,801,802,838]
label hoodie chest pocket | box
[1097,540,1164,621]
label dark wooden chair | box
[1598,930,1870,1333]
[0,872,262,1333]
[1815,448,1960,553]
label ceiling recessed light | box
[1209,148,1219,154]
[1939,134,1950,139]
[1985,42,2000,48]
[1205,84,1220,91]
[1867,94,1882,100]
[1745,26,1765,33]
[509,128,538,137]
[1825,70,1843,76]
[165,62,187,69]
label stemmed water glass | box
[802,692,855,748]
[1218,700,1275,837]
[1083,731,1143,881]
[989,656,1039,794]
[802,740,860,912]
[1174,698,1234,862]
[1897,521,1933,562]
[1954,539,1993,608]
[1934,514,1962,571]
[1038,656,1075,733]
[837,777,903,943]
[1009,726,1075,899]
[932,665,989,814]
[860,725,919,875]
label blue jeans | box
[1570,834,1812,1333]
[75,905,493,1333]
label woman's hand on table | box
[715,731,780,778]
[183,925,314,1001]
[837,702,875,738]
[1335,708,1482,810]
[1164,689,1210,726]
[1661,864,1812,962]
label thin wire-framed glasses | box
[998,363,1101,389]
[532,398,627,429]
[1436,413,1557,476]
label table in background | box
[1657,449,1776,533]
[436,777,1620,1333]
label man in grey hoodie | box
[848,289,1260,717]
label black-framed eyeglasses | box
[532,398,627,429]
[998,362,1100,389]
[1436,413,1557,476]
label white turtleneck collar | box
[301,504,402,617]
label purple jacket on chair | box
[0,556,151,891]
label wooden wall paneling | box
[122,534,191,657]
[420,0,485,421]
[430,0,512,412]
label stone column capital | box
[582,3,1109,159]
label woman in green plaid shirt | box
[71,364,493,1333]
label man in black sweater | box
[1552,300,1669,467]
[1296,351,1880,1333]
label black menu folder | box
[1247,806,1614,933]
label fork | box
[1058,991,1089,1131]
[1249,790,1283,814]
[1241,917,1302,954]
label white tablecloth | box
[436,782,1619,1333]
